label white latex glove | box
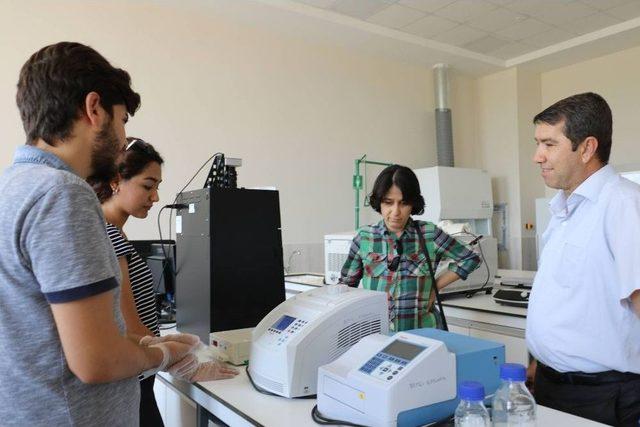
[140,333,200,348]
[167,353,200,379]
[165,358,239,382]
[190,360,239,382]
[140,333,238,381]
[150,340,199,372]
[139,333,200,371]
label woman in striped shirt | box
[89,138,239,425]
[91,137,165,426]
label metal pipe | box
[433,64,454,167]
[433,64,449,110]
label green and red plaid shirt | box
[340,220,480,332]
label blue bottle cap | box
[500,363,526,381]
[458,381,485,401]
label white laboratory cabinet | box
[442,293,529,365]
[153,365,199,426]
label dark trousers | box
[140,375,165,427]
[535,363,640,426]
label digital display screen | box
[381,340,426,361]
[272,315,296,331]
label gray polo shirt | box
[0,146,139,426]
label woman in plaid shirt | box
[340,165,480,332]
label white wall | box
[470,69,522,269]
[451,70,480,170]
[456,43,640,269]
[455,67,545,270]
[5,1,637,273]
[515,70,543,270]
[0,0,457,271]
[541,44,640,173]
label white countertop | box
[442,292,527,318]
[158,369,605,426]
[162,267,605,427]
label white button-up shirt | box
[526,165,640,373]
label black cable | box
[245,365,280,397]
[154,206,169,294]
[465,237,491,298]
[312,404,457,426]
[159,322,177,331]
[311,405,368,427]
[429,414,456,426]
[166,152,223,273]
[153,206,178,321]
[245,364,317,399]
[152,153,223,323]
[176,152,224,201]
[448,231,491,298]
[426,248,448,332]
[148,206,171,323]
[156,152,223,273]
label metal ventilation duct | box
[433,64,454,167]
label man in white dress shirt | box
[526,92,640,426]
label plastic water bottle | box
[455,381,490,427]
[492,363,537,426]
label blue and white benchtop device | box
[316,328,505,427]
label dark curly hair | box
[369,165,425,215]
[89,137,164,203]
[16,41,141,145]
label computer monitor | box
[129,240,176,294]
[131,240,176,324]
[130,240,174,262]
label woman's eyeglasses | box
[389,240,403,272]
[125,138,140,151]
[125,138,152,154]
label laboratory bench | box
[155,368,605,426]
[154,270,546,425]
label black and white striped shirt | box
[106,223,160,338]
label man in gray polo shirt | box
[0,42,197,426]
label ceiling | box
[218,0,640,76]
[293,0,640,58]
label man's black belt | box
[538,362,640,386]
